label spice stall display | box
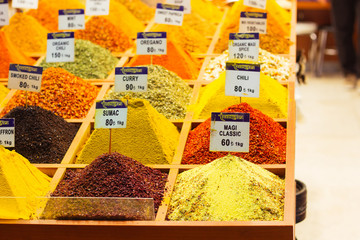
[0,146,51,219]
[127,40,200,80]
[27,0,85,32]
[203,49,291,82]
[183,102,286,165]
[1,67,99,119]
[54,152,167,214]
[2,13,48,55]
[75,17,132,53]
[193,71,288,119]
[76,99,180,165]
[214,0,292,54]
[105,65,192,120]
[40,39,118,79]
[3,106,79,164]
[168,155,285,221]
[0,32,35,79]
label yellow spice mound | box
[0,147,51,219]
[76,99,179,165]
[193,71,288,119]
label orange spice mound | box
[1,68,99,119]
[75,17,132,53]
[128,40,200,80]
[0,32,35,78]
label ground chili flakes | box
[182,102,287,164]
[0,67,99,119]
[52,152,168,213]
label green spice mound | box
[105,65,192,119]
[168,155,285,221]
[40,39,118,79]
[53,152,168,214]
[76,98,179,165]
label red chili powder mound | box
[127,40,200,80]
[52,152,168,213]
[182,102,287,164]
[0,32,35,78]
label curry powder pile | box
[76,99,179,165]
[183,102,286,165]
[0,146,51,219]
[168,155,285,221]
[114,0,154,23]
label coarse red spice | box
[182,102,286,164]
[52,152,168,213]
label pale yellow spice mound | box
[76,99,179,165]
[168,155,285,221]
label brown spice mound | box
[52,152,168,213]
[182,103,287,164]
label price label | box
[155,3,184,26]
[166,0,191,14]
[229,33,259,61]
[115,67,148,92]
[85,0,109,16]
[8,64,42,92]
[12,0,38,9]
[0,0,9,26]
[243,0,267,10]
[210,112,249,152]
[136,32,167,55]
[239,12,267,34]
[225,62,260,98]
[46,32,74,63]
[0,119,15,147]
[95,100,127,129]
[58,9,85,30]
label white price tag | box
[0,119,15,147]
[85,0,109,16]
[229,33,259,61]
[46,32,75,63]
[95,100,128,129]
[225,62,260,98]
[0,0,9,26]
[12,0,38,9]
[8,64,42,92]
[136,32,167,55]
[115,67,148,92]
[155,3,184,26]
[166,0,191,14]
[243,0,267,10]
[210,112,249,152]
[58,9,85,30]
[239,12,267,34]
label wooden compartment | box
[0,2,297,239]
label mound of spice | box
[0,31,35,78]
[75,16,132,53]
[115,0,154,23]
[3,12,48,54]
[76,99,179,165]
[0,146,51,219]
[151,24,210,54]
[40,39,118,79]
[183,13,217,37]
[4,106,78,163]
[128,40,200,80]
[0,84,9,103]
[191,0,223,24]
[54,152,168,213]
[105,65,192,119]
[168,155,285,221]
[183,102,286,164]
[193,71,288,119]
[1,67,99,119]
[203,49,291,82]
[104,1,145,39]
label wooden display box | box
[0,2,297,239]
